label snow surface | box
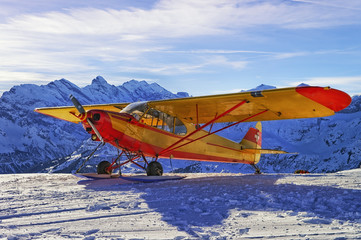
[1,170,361,239]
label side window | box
[163,114,174,133]
[121,103,188,135]
[142,108,187,135]
[174,117,187,135]
[154,112,172,132]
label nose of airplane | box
[82,110,111,136]
[89,111,105,125]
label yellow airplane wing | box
[35,86,351,124]
[147,86,351,124]
[35,103,129,123]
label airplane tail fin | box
[240,122,262,149]
[240,122,293,164]
[240,122,262,164]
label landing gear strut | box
[75,142,105,173]
[77,143,164,176]
[94,149,163,176]
[251,164,262,174]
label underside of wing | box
[34,103,129,123]
[147,86,351,124]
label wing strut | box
[160,109,268,157]
[159,100,269,157]
[158,100,247,156]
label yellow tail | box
[240,122,291,164]
[240,122,262,163]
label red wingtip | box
[296,86,352,112]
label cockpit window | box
[120,102,187,135]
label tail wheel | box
[146,161,163,176]
[97,161,112,174]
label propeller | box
[69,94,104,143]
[70,94,86,115]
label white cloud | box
[273,52,309,59]
[117,54,248,76]
[0,0,360,94]
[203,55,247,70]
[292,0,361,11]
[0,71,52,84]
[3,0,361,38]
[211,88,247,95]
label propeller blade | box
[69,94,85,114]
[69,94,104,143]
[87,118,104,143]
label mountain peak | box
[124,79,148,86]
[122,80,150,91]
[176,92,189,98]
[47,78,73,87]
[297,83,310,87]
[91,76,108,86]
[247,84,276,92]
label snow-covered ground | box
[1,170,361,239]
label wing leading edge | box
[34,86,351,124]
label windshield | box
[120,101,148,120]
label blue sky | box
[0,0,361,97]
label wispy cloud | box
[292,0,361,11]
[0,0,360,95]
[2,0,360,49]
[273,52,310,59]
[118,55,248,75]
[211,88,247,95]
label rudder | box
[240,122,262,164]
[240,122,262,149]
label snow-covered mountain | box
[0,76,360,174]
[0,76,188,173]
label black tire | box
[146,161,163,176]
[97,161,112,174]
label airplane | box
[35,86,351,176]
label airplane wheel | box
[97,161,112,174]
[146,161,163,176]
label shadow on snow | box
[78,174,361,235]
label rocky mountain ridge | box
[0,76,188,173]
[0,77,360,174]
